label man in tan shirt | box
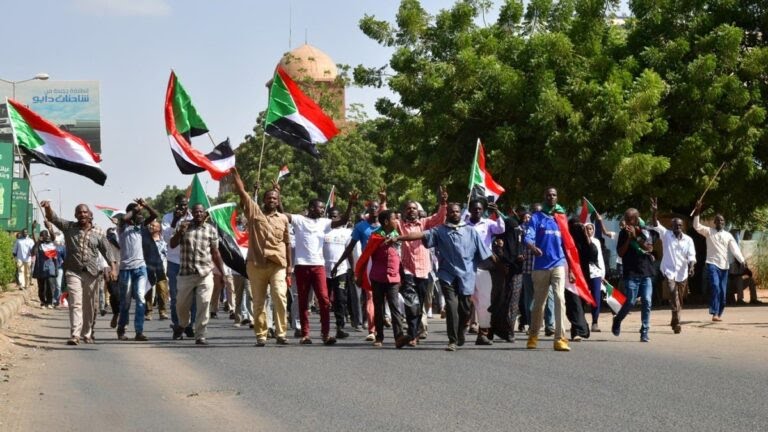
[232,170,291,346]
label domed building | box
[269,44,346,121]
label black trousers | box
[327,275,350,329]
[345,271,363,327]
[565,290,590,338]
[441,280,471,344]
[372,281,405,342]
[107,279,120,315]
[37,276,56,306]
[402,274,428,339]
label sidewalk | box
[0,285,30,330]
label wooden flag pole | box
[690,162,727,217]
[256,131,267,183]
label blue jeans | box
[118,266,148,334]
[523,273,554,329]
[616,276,653,333]
[707,264,729,316]
[168,261,195,328]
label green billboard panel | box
[0,141,13,219]
[0,178,29,231]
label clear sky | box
[1,0,442,224]
[2,0,627,226]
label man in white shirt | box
[465,199,505,345]
[323,207,354,339]
[693,202,746,322]
[283,193,358,345]
[650,198,696,333]
[13,229,35,290]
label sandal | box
[299,337,313,345]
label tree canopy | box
[353,0,768,220]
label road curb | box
[0,284,29,329]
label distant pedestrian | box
[12,228,35,290]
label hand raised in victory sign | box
[439,185,448,204]
[650,197,658,213]
[377,186,387,204]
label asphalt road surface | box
[1,302,766,432]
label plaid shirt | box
[50,214,114,276]
[177,222,219,276]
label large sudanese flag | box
[469,139,505,203]
[264,65,339,158]
[164,71,235,180]
[6,98,107,185]
[207,203,247,276]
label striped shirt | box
[396,204,447,278]
[177,222,219,276]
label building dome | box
[278,44,338,82]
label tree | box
[145,185,188,215]
[354,0,768,221]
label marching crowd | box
[10,177,761,352]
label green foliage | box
[354,0,768,221]
[145,185,188,215]
[0,233,17,290]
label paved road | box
[1,302,766,432]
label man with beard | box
[170,204,226,345]
[231,172,291,346]
[393,187,448,343]
[396,203,492,352]
[281,187,358,345]
[464,199,505,345]
[650,198,696,333]
[115,199,159,341]
[43,201,117,345]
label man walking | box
[613,208,655,342]
[649,198,696,334]
[12,228,35,290]
[170,204,226,345]
[693,202,746,322]
[231,172,291,346]
[43,201,117,345]
[162,195,195,337]
[524,188,571,352]
[323,207,356,339]
[396,203,492,352]
[465,199,505,345]
[116,199,159,341]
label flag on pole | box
[6,98,107,185]
[579,197,598,224]
[264,66,339,158]
[469,139,505,202]
[94,205,120,219]
[603,279,627,314]
[277,165,290,181]
[325,185,336,210]
[207,203,247,276]
[186,174,211,209]
[164,71,235,180]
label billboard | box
[0,141,12,219]
[0,80,101,154]
[0,178,29,231]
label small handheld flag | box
[276,165,290,182]
[468,139,505,203]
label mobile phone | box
[487,196,496,204]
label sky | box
[2,0,628,226]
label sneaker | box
[184,327,195,338]
[135,333,148,342]
[591,323,601,332]
[475,334,493,345]
[445,343,456,352]
[544,328,555,337]
[611,317,621,337]
[255,338,266,347]
[110,314,118,329]
[365,333,376,342]
[195,338,208,346]
[640,332,649,342]
[554,338,571,351]
[336,329,349,339]
[323,336,337,346]
[571,335,582,342]
[276,337,289,345]
[427,310,433,319]
[526,336,538,349]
